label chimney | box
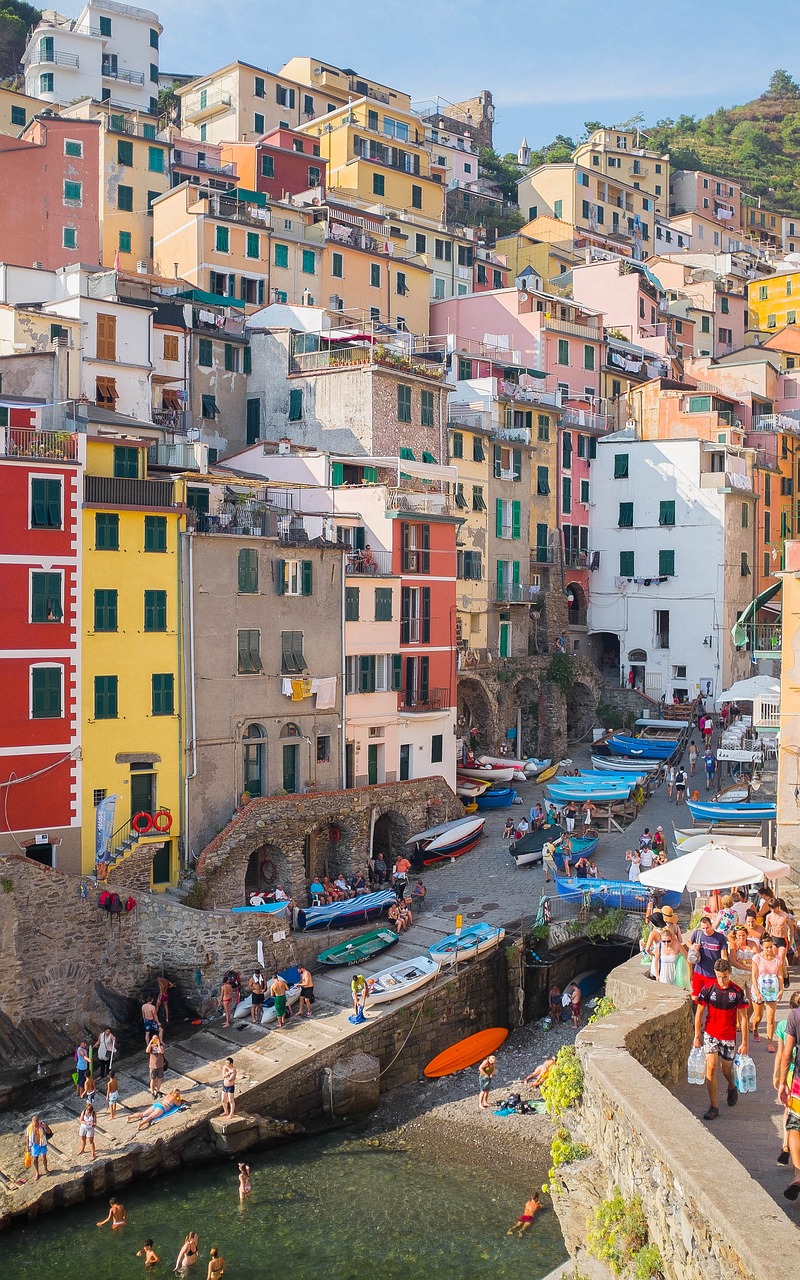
[278,437,291,454]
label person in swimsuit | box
[248,970,266,1024]
[238,1162,251,1199]
[156,976,174,1025]
[219,979,233,1028]
[175,1231,200,1272]
[77,1103,97,1159]
[26,1115,50,1180]
[127,1088,183,1130]
[81,1073,96,1108]
[207,1245,225,1279]
[752,936,784,1051]
[507,1193,540,1235]
[525,1059,555,1089]
[106,1071,120,1119]
[146,1034,165,1098]
[97,1198,126,1230]
[270,973,289,1026]
[298,966,315,1018]
[137,1239,159,1270]
[221,1058,237,1116]
[141,999,161,1047]
[478,1054,496,1109]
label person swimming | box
[238,1162,251,1198]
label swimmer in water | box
[238,1162,251,1199]
[136,1238,159,1269]
[507,1192,540,1235]
[96,1197,126,1229]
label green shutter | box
[31,574,47,622]
[243,345,252,374]
[588,436,597,459]
[620,551,634,577]
[614,453,629,478]
[302,560,312,596]
[375,588,392,621]
[359,654,376,693]
[238,547,258,593]
[511,500,521,539]
[391,653,402,690]
[496,560,504,595]
[659,549,675,577]
[275,559,285,594]
[659,500,675,526]
[331,462,344,486]
[224,343,233,371]
[512,447,522,479]
[289,388,303,420]
[512,560,520,586]
[421,587,431,643]
[493,444,502,477]
[362,466,378,484]
[495,498,503,537]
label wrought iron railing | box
[398,687,449,712]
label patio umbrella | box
[714,675,780,706]
[638,842,775,893]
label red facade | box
[0,427,82,844]
[393,516,457,712]
[253,127,327,201]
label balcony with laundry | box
[288,327,445,380]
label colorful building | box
[572,128,670,218]
[748,264,800,334]
[670,169,742,234]
[221,127,325,202]
[0,86,57,137]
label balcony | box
[28,49,79,67]
[387,488,452,516]
[345,549,394,576]
[208,194,271,229]
[147,441,205,471]
[752,414,800,434]
[532,545,555,565]
[543,316,603,341]
[183,89,233,122]
[84,475,178,508]
[491,583,531,604]
[398,687,448,713]
[747,621,781,657]
[1,426,80,462]
[102,62,145,85]
[568,608,588,627]
[151,409,190,432]
[560,406,607,432]
[564,549,589,569]
[347,79,390,105]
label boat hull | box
[296,889,396,931]
[458,765,515,783]
[475,787,517,810]
[554,874,681,911]
[421,824,485,865]
[607,735,677,759]
[317,928,399,967]
[424,1028,509,1079]
[513,833,598,868]
[428,923,505,966]
[547,785,632,804]
[365,957,440,1005]
[686,799,776,824]
[591,753,661,773]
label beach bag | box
[23,1150,32,1169]
[675,953,691,991]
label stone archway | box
[244,843,290,900]
[512,675,541,759]
[457,674,500,754]
[590,631,621,681]
[566,581,587,626]
[373,809,410,867]
[566,680,597,743]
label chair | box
[310,882,326,907]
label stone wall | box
[552,957,800,1280]
[196,776,463,908]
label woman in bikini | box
[752,936,784,1051]
[175,1231,200,1272]
[77,1103,97,1159]
[207,1245,226,1279]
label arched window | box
[242,723,267,798]
[628,649,647,663]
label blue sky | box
[158,0,800,154]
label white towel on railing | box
[315,677,337,710]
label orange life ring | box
[152,810,173,833]
[329,825,341,843]
[132,811,153,834]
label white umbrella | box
[715,675,780,707]
[718,846,791,881]
[639,842,774,892]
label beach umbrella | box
[714,675,780,706]
[638,842,774,892]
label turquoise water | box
[3,1133,566,1279]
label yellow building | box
[517,156,660,256]
[177,61,351,147]
[572,127,669,218]
[279,57,411,116]
[0,86,54,137]
[299,98,445,225]
[495,218,579,287]
[321,220,431,334]
[748,268,800,333]
[61,99,169,271]
[81,435,185,885]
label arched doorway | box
[242,723,267,798]
[590,632,621,681]
[512,675,541,758]
[244,843,289,900]
[566,581,587,627]
[566,680,596,742]
[627,649,647,693]
[457,676,497,754]
[279,722,303,794]
[373,810,409,867]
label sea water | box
[3,1132,566,1278]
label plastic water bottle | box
[744,1055,757,1094]
[688,1046,705,1086]
[733,1055,744,1092]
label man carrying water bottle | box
[693,958,749,1121]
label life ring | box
[152,810,173,833]
[329,825,341,843]
[132,811,153,834]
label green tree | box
[478,147,522,201]
[781,114,800,150]
[765,69,800,99]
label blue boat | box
[606,735,677,759]
[579,770,646,783]
[547,783,632,804]
[231,900,290,915]
[475,786,517,810]
[686,798,776,825]
[554,874,681,912]
[428,923,505,967]
[296,889,397,931]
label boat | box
[405,816,485,865]
[479,755,532,771]
[579,770,647,784]
[673,831,767,856]
[686,798,776,825]
[457,765,515,783]
[606,735,677,759]
[591,752,661,774]
[553,873,681,911]
[535,762,561,784]
[634,717,689,738]
[317,927,399,968]
[231,900,290,915]
[547,777,633,792]
[674,825,765,845]
[547,783,632,805]
[513,830,598,869]
[364,956,440,1005]
[233,966,303,1023]
[456,779,489,799]
[424,1027,509,1078]
[713,784,752,804]
[428,923,506,966]
[524,758,552,777]
[296,889,397,931]
[475,787,517,810]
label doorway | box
[399,743,411,781]
[130,771,155,819]
[26,842,55,868]
[345,743,355,790]
[151,841,171,885]
[367,743,379,785]
[282,744,298,793]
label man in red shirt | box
[694,958,749,1121]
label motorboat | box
[317,928,399,967]
[457,765,515,783]
[547,776,634,792]
[428,923,505,966]
[513,829,598,869]
[673,831,767,856]
[364,956,440,1005]
[686,798,776,825]
[296,889,397,931]
[579,770,647,784]
[634,717,689,738]
[674,825,765,845]
[547,783,633,805]
[475,787,517,810]
[406,816,486,866]
[553,874,681,911]
[591,752,661,774]
[456,778,490,799]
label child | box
[136,1239,159,1269]
[81,1073,96,1108]
[106,1070,120,1120]
[238,1161,252,1199]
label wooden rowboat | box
[317,927,399,967]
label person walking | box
[704,748,716,791]
[665,765,675,801]
[155,976,174,1026]
[674,765,688,804]
[564,803,576,834]
[542,840,557,884]
[298,965,315,1018]
[93,1028,116,1079]
[221,1058,236,1116]
[393,854,412,900]
[694,958,749,1120]
[688,915,729,1002]
[751,936,784,1051]
[776,991,800,1201]
[688,741,698,776]
[26,1115,50,1180]
[478,1053,496,1110]
[141,998,160,1047]
[145,1033,165,1098]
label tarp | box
[732,581,781,648]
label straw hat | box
[660,905,679,922]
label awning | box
[177,288,246,310]
[732,581,782,647]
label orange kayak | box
[424,1027,509,1078]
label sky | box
[156,0,800,155]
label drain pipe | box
[183,532,198,868]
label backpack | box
[98,890,111,909]
[107,893,123,915]
[124,896,137,913]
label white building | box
[588,429,755,702]
[24,2,162,115]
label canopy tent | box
[714,674,780,707]
[638,842,781,892]
[732,581,781,648]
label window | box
[40,74,54,94]
[244,230,260,260]
[150,26,159,47]
[330,250,344,280]
[94,589,117,632]
[31,477,61,529]
[113,445,138,478]
[32,667,61,719]
[302,248,315,275]
[95,512,119,550]
[619,551,634,577]
[431,734,443,764]
[537,466,550,495]
[288,388,303,421]
[31,572,63,622]
[374,587,393,621]
[741,501,749,529]
[118,230,131,254]
[495,497,521,540]
[421,389,435,427]
[557,338,569,365]
[472,485,486,512]
[281,630,305,673]
[277,559,313,597]
[316,734,330,764]
[457,549,482,580]
[537,414,550,442]
[562,476,571,514]
[580,479,590,503]
[97,314,116,361]
[237,630,262,673]
[659,549,675,577]
[767,314,777,329]
[148,146,164,173]
[144,515,167,552]
[159,332,179,363]
[62,227,77,249]
[261,154,274,178]
[152,673,175,715]
[741,552,751,577]
[554,198,563,218]
[373,173,385,196]
[100,15,112,34]
[562,432,572,470]
[451,431,463,459]
[275,84,296,108]
[471,435,485,463]
[198,337,213,367]
[701,315,710,333]
[397,383,412,422]
[116,183,133,211]
[96,376,117,407]
[199,124,207,142]
[216,225,229,253]
[143,589,167,632]
[618,502,634,527]
[345,586,360,621]
[223,342,239,372]
[396,271,407,295]
[401,523,431,574]
[94,675,118,719]
[721,295,729,314]
[252,111,265,134]
[117,138,133,166]
[758,284,768,301]
[237,547,258,594]
[613,453,629,479]
[659,500,675,526]
[201,394,218,419]
[411,184,422,209]
[584,344,595,371]
[63,137,82,157]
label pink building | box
[670,169,742,234]
[0,115,101,270]
[570,257,673,359]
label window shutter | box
[421,587,431,643]
[511,500,521,539]
[497,559,504,595]
[457,550,464,578]
[331,462,344,487]
[302,560,312,596]
[495,497,503,538]
[419,655,429,699]
[493,444,502,478]
[512,447,522,479]
[391,653,402,690]
[421,524,430,573]
[31,575,47,622]
[362,466,378,484]
[512,560,520,586]
[275,559,285,594]
[400,586,411,644]
[589,436,597,459]
[224,343,233,371]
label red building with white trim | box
[0,406,84,867]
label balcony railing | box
[752,414,800,434]
[84,475,178,508]
[1,426,80,461]
[560,406,607,432]
[151,409,190,432]
[564,549,589,568]
[532,545,555,564]
[345,549,394,576]
[568,608,588,626]
[183,89,232,121]
[543,316,603,340]
[102,63,145,85]
[147,442,205,471]
[747,622,782,655]
[29,49,79,67]
[398,687,448,712]
[386,488,452,516]
[491,583,531,604]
